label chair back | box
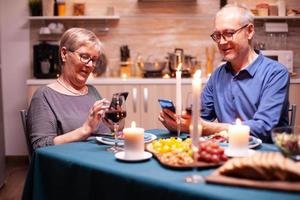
[288,104,296,127]
[20,110,33,160]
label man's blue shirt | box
[201,52,290,143]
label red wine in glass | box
[186,106,192,115]
[105,110,127,123]
[105,95,126,153]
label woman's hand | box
[158,109,191,133]
[81,99,110,137]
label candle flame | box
[121,73,127,79]
[193,70,201,79]
[189,124,193,132]
[236,118,242,125]
[163,74,170,79]
[131,121,136,128]
[177,63,182,71]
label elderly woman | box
[27,28,118,150]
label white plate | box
[204,136,262,149]
[115,151,152,161]
[225,148,256,157]
[96,133,157,146]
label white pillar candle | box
[123,121,144,158]
[191,70,202,141]
[176,63,182,116]
[228,119,250,156]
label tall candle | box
[123,121,144,158]
[228,119,250,156]
[176,63,182,116]
[191,70,202,139]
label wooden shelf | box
[254,16,300,20]
[28,15,120,20]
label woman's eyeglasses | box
[69,51,100,67]
[210,24,249,43]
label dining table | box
[22,129,300,200]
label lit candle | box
[191,70,202,138]
[228,119,250,156]
[163,74,170,79]
[176,63,182,116]
[123,121,144,158]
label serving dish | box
[146,143,225,169]
[206,152,300,192]
[272,126,300,161]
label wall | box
[1,0,300,155]
[1,0,30,155]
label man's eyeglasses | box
[210,24,249,43]
[69,51,100,67]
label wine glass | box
[185,92,192,115]
[185,124,204,183]
[185,92,203,183]
[105,94,127,153]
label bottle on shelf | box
[134,53,144,77]
[277,0,286,17]
[42,0,54,16]
[57,0,66,16]
[120,45,132,78]
[29,0,42,16]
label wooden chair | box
[20,110,33,161]
[289,104,296,127]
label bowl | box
[139,62,166,73]
[271,126,300,161]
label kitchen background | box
[0,0,300,156]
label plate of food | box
[146,138,228,169]
[203,131,262,149]
[96,132,157,146]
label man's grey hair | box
[216,4,254,25]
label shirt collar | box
[224,50,262,78]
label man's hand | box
[158,109,191,133]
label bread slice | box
[219,152,300,181]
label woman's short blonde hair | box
[59,27,104,64]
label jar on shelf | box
[57,0,66,16]
[42,0,54,16]
[73,2,85,16]
[277,0,286,16]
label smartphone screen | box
[158,99,176,113]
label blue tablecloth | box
[22,129,299,200]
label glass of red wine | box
[105,94,127,152]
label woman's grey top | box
[27,85,111,150]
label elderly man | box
[159,4,290,143]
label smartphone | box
[109,92,129,108]
[158,99,176,113]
